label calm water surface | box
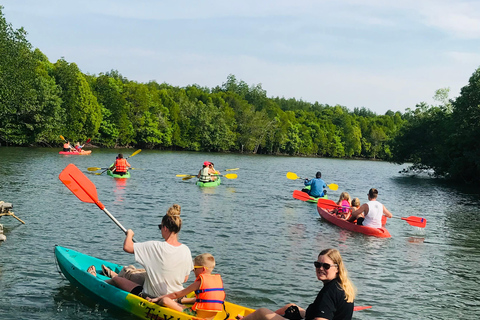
[1,147,479,319]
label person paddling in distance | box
[347,188,393,227]
[109,153,131,176]
[63,140,74,152]
[74,142,82,152]
[301,171,327,198]
[88,204,194,298]
[198,161,213,182]
[208,162,220,181]
[237,249,355,320]
[147,253,225,320]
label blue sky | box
[2,0,480,114]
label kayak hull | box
[317,204,391,238]
[196,177,221,187]
[54,245,255,320]
[107,170,131,179]
[59,150,92,155]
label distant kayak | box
[107,163,130,178]
[107,170,130,179]
[196,177,221,187]
[59,150,92,155]
[317,201,391,238]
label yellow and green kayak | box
[54,245,255,320]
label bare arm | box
[123,229,135,254]
[149,280,200,303]
[348,203,368,222]
[383,205,393,218]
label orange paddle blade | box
[317,198,340,209]
[293,190,313,201]
[401,216,427,228]
[59,163,104,209]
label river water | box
[0,147,479,319]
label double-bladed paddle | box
[59,163,135,241]
[176,168,239,178]
[286,172,338,191]
[181,173,238,181]
[317,199,427,228]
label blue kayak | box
[54,245,255,320]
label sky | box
[2,0,480,114]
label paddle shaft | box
[61,164,136,241]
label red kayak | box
[317,200,391,238]
[59,150,92,155]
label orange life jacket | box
[192,274,225,312]
[115,158,128,172]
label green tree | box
[53,59,101,141]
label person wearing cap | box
[302,171,327,198]
[197,161,212,182]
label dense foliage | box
[1,8,479,183]
[390,74,480,184]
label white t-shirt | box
[364,200,384,228]
[134,240,193,297]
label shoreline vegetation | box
[1,7,479,183]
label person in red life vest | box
[109,153,131,176]
[147,253,225,320]
[74,142,82,152]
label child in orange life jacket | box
[147,253,225,320]
[109,153,131,176]
[335,192,352,220]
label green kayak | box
[107,170,131,179]
[303,185,328,202]
[107,163,130,178]
[196,177,221,187]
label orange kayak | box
[59,150,92,155]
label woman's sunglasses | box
[314,261,337,270]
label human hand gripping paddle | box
[94,149,142,176]
[59,163,136,241]
[286,172,338,191]
[316,199,427,228]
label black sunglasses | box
[158,224,163,230]
[314,261,337,270]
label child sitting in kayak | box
[147,253,225,320]
[335,192,352,220]
[351,198,360,211]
